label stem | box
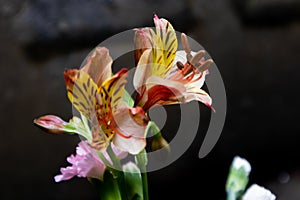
[141,171,149,200]
[106,143,128,200]
[136,150,149,200]
[106,144,122,170]
[227,191,236,200]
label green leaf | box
[123,90,134,107]
[90,170,122,200]
[123,162,143,200]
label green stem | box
[227,191,236,200]
[136,150,149,200]
[141,171,149,200]
[106,143,128,200]
[106,144,122,170]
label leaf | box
[123,162,143,200]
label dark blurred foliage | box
[1,0,300,199]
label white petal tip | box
[232,156,251,174]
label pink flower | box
[54,141,127,182]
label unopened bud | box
[34,115,67,134]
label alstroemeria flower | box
[64,47,148,155]
[54,141,127,182]
[133,15,214,111]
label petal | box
[113,135,146,155]
[134,28,153,64]
[111,143,128,159]
[81,47,112,87]
[146,76,185,92]
[112,106,148,139]
[111,106,148,155]
[54,166,77,182]
[142,76,186,110]
[243,184,276,200]
[76,153,105,179]
[64,69,98,120]
[182,86,212,107]
[190,69,209,89]
[152,15,178,77]
[100,68,128,113]
[133,49,152,95]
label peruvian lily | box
[36,47,148,155]
[54,140,127,182]
[133,15,214,111]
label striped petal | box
[64,69,98,120]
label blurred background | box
[1,0,300,199]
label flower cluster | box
[34,15,214,199]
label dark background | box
[1,0,300,199]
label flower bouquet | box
[34,15,275,200]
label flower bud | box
[34,115,67,134]
[226,156,252,199]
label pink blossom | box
[54,141,127,182]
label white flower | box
[232,156,251,175]
[243,184,276,200]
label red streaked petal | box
[143,84,181,111]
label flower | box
[133,15,214,111]
[242,184,276,200]
[54,141,127,182]
[64,47,149,154]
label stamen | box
[190,50,206,66]
[181,33,191,53]
[176,61,184,69]
[181,33,192,62]
[197,59,214,72]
